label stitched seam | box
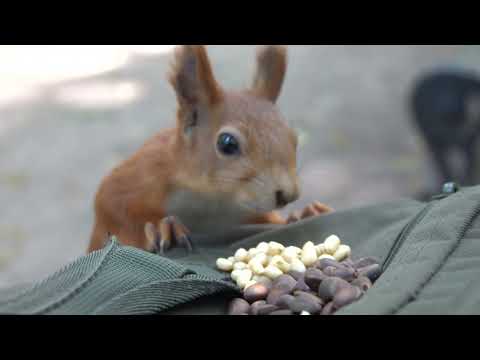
[35,242,117,315]
[0,243,110,306]
[385,202,443,288]
[380,202,442,295]
[382,203,432,271]
[40,253,196,314]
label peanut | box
[301,242,318,267]
[316,244,326,256]
[216,258,234,272]
[318,254,336,261]
[250,253,268,267]
[236,269,253,289]
[282,247,301,263]
[290,258,307,273]
[264,265,284,280]
[249,260,266,276]
[231,269,243,282]
[256,242,270,253]
[248,247,263,259]
[268,242,285,256]
[233,262,248,271]
[234,248,249,263]
[270,255,291,273]
[302,241,316,251]
[333,245,352,262]
[324,235,341,254]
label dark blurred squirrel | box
[410,67,480,200]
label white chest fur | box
[165,189,250,234]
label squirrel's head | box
[169,45,299,215]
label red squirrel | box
[88,45,332,254]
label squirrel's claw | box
[312,201,333,214]
[170,217,194,252]
[287,201,333,224]
[145,222,169,255]
[145,216,193,256]
[286,210,302,224]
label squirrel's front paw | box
[145,216,193,255]
[286,201,333,224]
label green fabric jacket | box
[1,185,479,315]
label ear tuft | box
[168,45,222,107]
[251,45,288,103]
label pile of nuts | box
[216,235,382,315]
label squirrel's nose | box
[275,189,299,208]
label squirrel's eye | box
[217,133,240,156]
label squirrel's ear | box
[250,45,288,104]
[169,45,223,107]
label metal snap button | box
[442,182,459,195]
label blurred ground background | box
[1,45,480,289]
